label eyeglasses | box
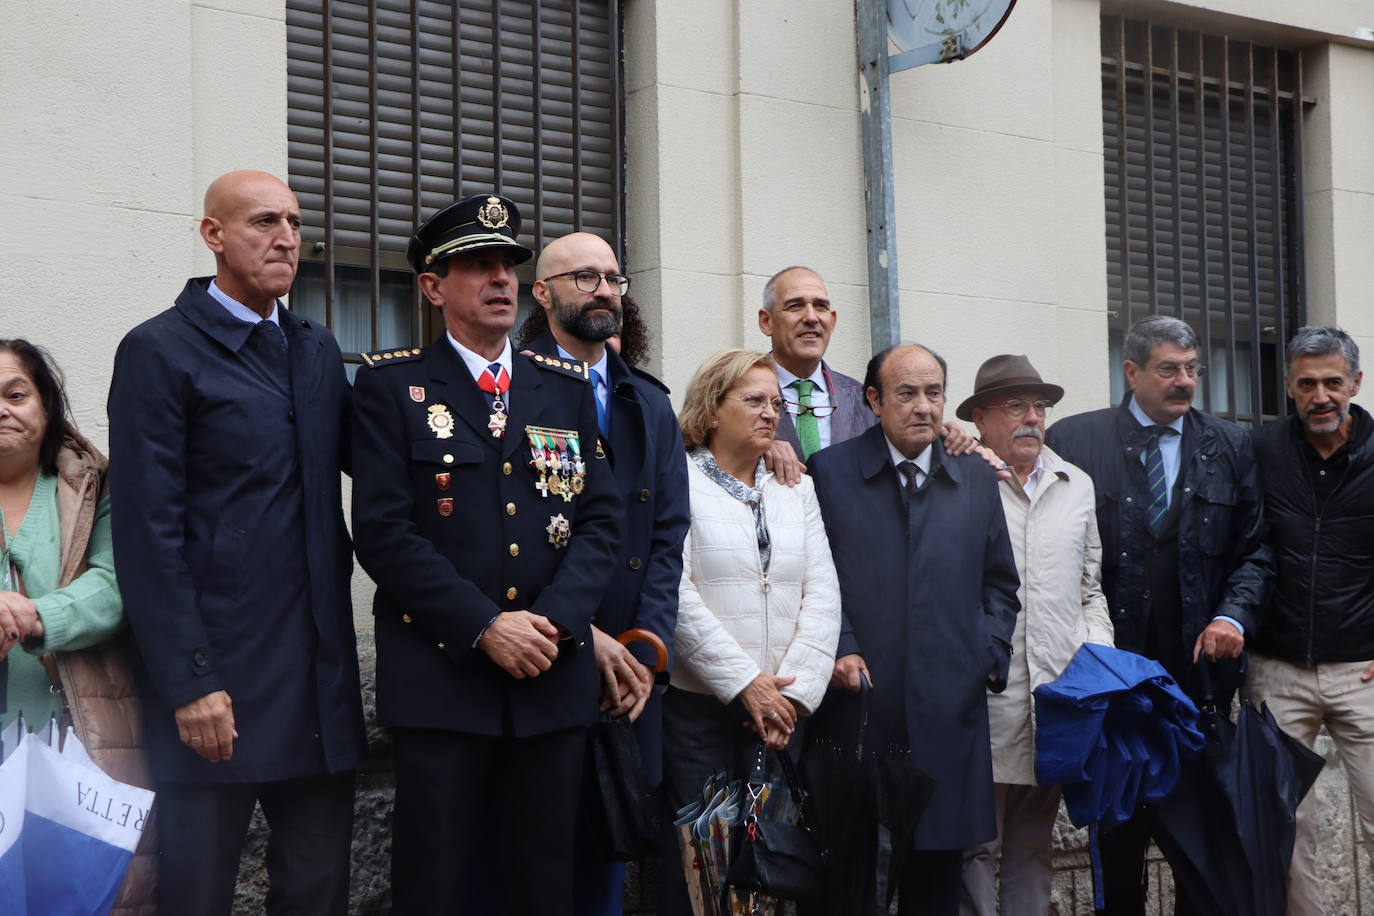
[987,398,1053,418]
[724,394,784,413]
[542,269,631,296]
[781,397,837,418]
[1149,362,1205,380]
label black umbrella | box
[800,676,934,916]
[1151,664,1325,916]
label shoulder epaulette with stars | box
[359,347,424,368]
[520,349,590,382]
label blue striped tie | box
[1144,427,1170,533]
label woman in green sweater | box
[0,338,122,729]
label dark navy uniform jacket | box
[107,277,365,783]
[350,339,621,737]
[526,333,690,782]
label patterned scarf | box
[690,446,771,573]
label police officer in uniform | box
[350,193,621,915]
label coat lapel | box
[502,352,550,459]
[426,339,501,448]
[283,310,324,408]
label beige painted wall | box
[0,0,289,454]
[626,0,1374,415]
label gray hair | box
[761,265,822,311]
[1286,326,1360,376]
[1123,316,1199,366]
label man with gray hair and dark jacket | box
[1045,314,1272,914]
[1248,325,1374,916]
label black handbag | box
[725,742,827,904]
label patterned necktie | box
[789,378,820,460]
[1143,426,1171,532]
[589,367,610,438]
[898,460,921,496]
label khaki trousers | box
[959,782,1061,916]
[1247,652,1374,916]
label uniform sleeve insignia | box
[359,347,424,368]
[520,349,590,381]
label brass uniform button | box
[502,461,513,475]
[443,454,454,464]
[640,489,650,502]
[506,502,517,516]
[506,587,518,600]
[402,614,413,624]
[509,543,520,557]
[629,556,642,570]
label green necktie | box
[789,378,820,459]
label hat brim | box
[956,382,1065,421]
[408,234,534,273]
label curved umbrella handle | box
[616,627,669,673]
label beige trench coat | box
[987,445,1114,785]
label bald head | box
[203,170,295,221]
[199,170,302,317]
[535,231,618,281]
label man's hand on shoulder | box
[175,690,237,763]
[479,610,561,678]
[764,440,806,487]
[941,424,1013,480]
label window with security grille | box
[1101,16,1307,424]
[286,0,623,359]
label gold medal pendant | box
[427,404,455,439]
[488,395,507,438]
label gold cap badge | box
[477,196,510,229]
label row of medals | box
[531,441,585,502]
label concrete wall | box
[625,0,1374,417]
[0,0,288,453]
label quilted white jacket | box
[672,458,842,714]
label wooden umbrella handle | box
[616,627,669,673]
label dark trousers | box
[897,849,963,916]
[391,725,586,916]
[659,687,807,916]
[1097,809,1203,916]
[156,770,355,916]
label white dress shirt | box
[447,332,513,408]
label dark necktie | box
[253,320,289,386]
[1143,426,1172,532]
[897,460,922,496]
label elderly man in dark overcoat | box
[107,170,366,915]
[517,230,691,914]
[350,194,621,915]
[808,343,1021,916]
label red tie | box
[476,364,510,399]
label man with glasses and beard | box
[1247,326,1374,916]
[1045,315,1272,914]
[957,355,1113,916]
[518,232,691,916]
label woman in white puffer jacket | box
[661,348,841,823]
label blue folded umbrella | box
[1034,643,1204,830]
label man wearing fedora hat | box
[956,355,1114,916]
[349,193,621,915]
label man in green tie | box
[758,266,877,464]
